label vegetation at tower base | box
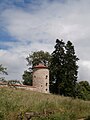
[50,39,79,97]
[22,51,51,85]
[22,70,32,85]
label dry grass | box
[0,87,90,120]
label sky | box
[0,0,90,83]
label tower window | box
[46,83,48,86]
[46,89,47,91]
[46,75,48,79]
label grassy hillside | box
[0,87,90,120]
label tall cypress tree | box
[50,39,65,94]
[50,39,79,97]
[64,41,79,97]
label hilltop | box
[0,87,90,120]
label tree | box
[26,50,51,67]
[50,39,65,94]
[50,39,79,97]
[0,64,8,81]
[22,50,51,85]
[22,40,79,97]
[0,64,7,75]
[22,70,32,85]
[63,41,79,97]
[76,81,90,100]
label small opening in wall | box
[41,85,42,87]
[46,75,48,79]
[46,83,48,86]
[46,89,47,91]
[34,76,36,78]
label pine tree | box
[64,41,79,97]
[50,39,79,97]
[50,39,65,94]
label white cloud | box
[0,0,90,82]
[1,0,90,43]
[78,60,90,83]
[0,49,27,80]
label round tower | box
[33,63,49,93]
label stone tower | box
[33,63,49,93]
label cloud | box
[0,0,90,82]
[1,0,90,43]
[0,49,27,80]
[78,60,90,83]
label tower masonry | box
[33,63,49,93]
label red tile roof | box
[33,63,47,69]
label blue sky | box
[0,0,90,83]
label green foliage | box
[22,70,32,85]
[0,64,8,82]
[23,39,79,97]
[0,111,4,120]
[0,64,7,75]
[63,41,79,97]
[85,116,90,120]
[22,50,51,85]
[26,50,51,67]
[0,77,6,82]
[76,81,90,100]
[50,39,79,97]
[8,80,21,84]
[50,39,65,94]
